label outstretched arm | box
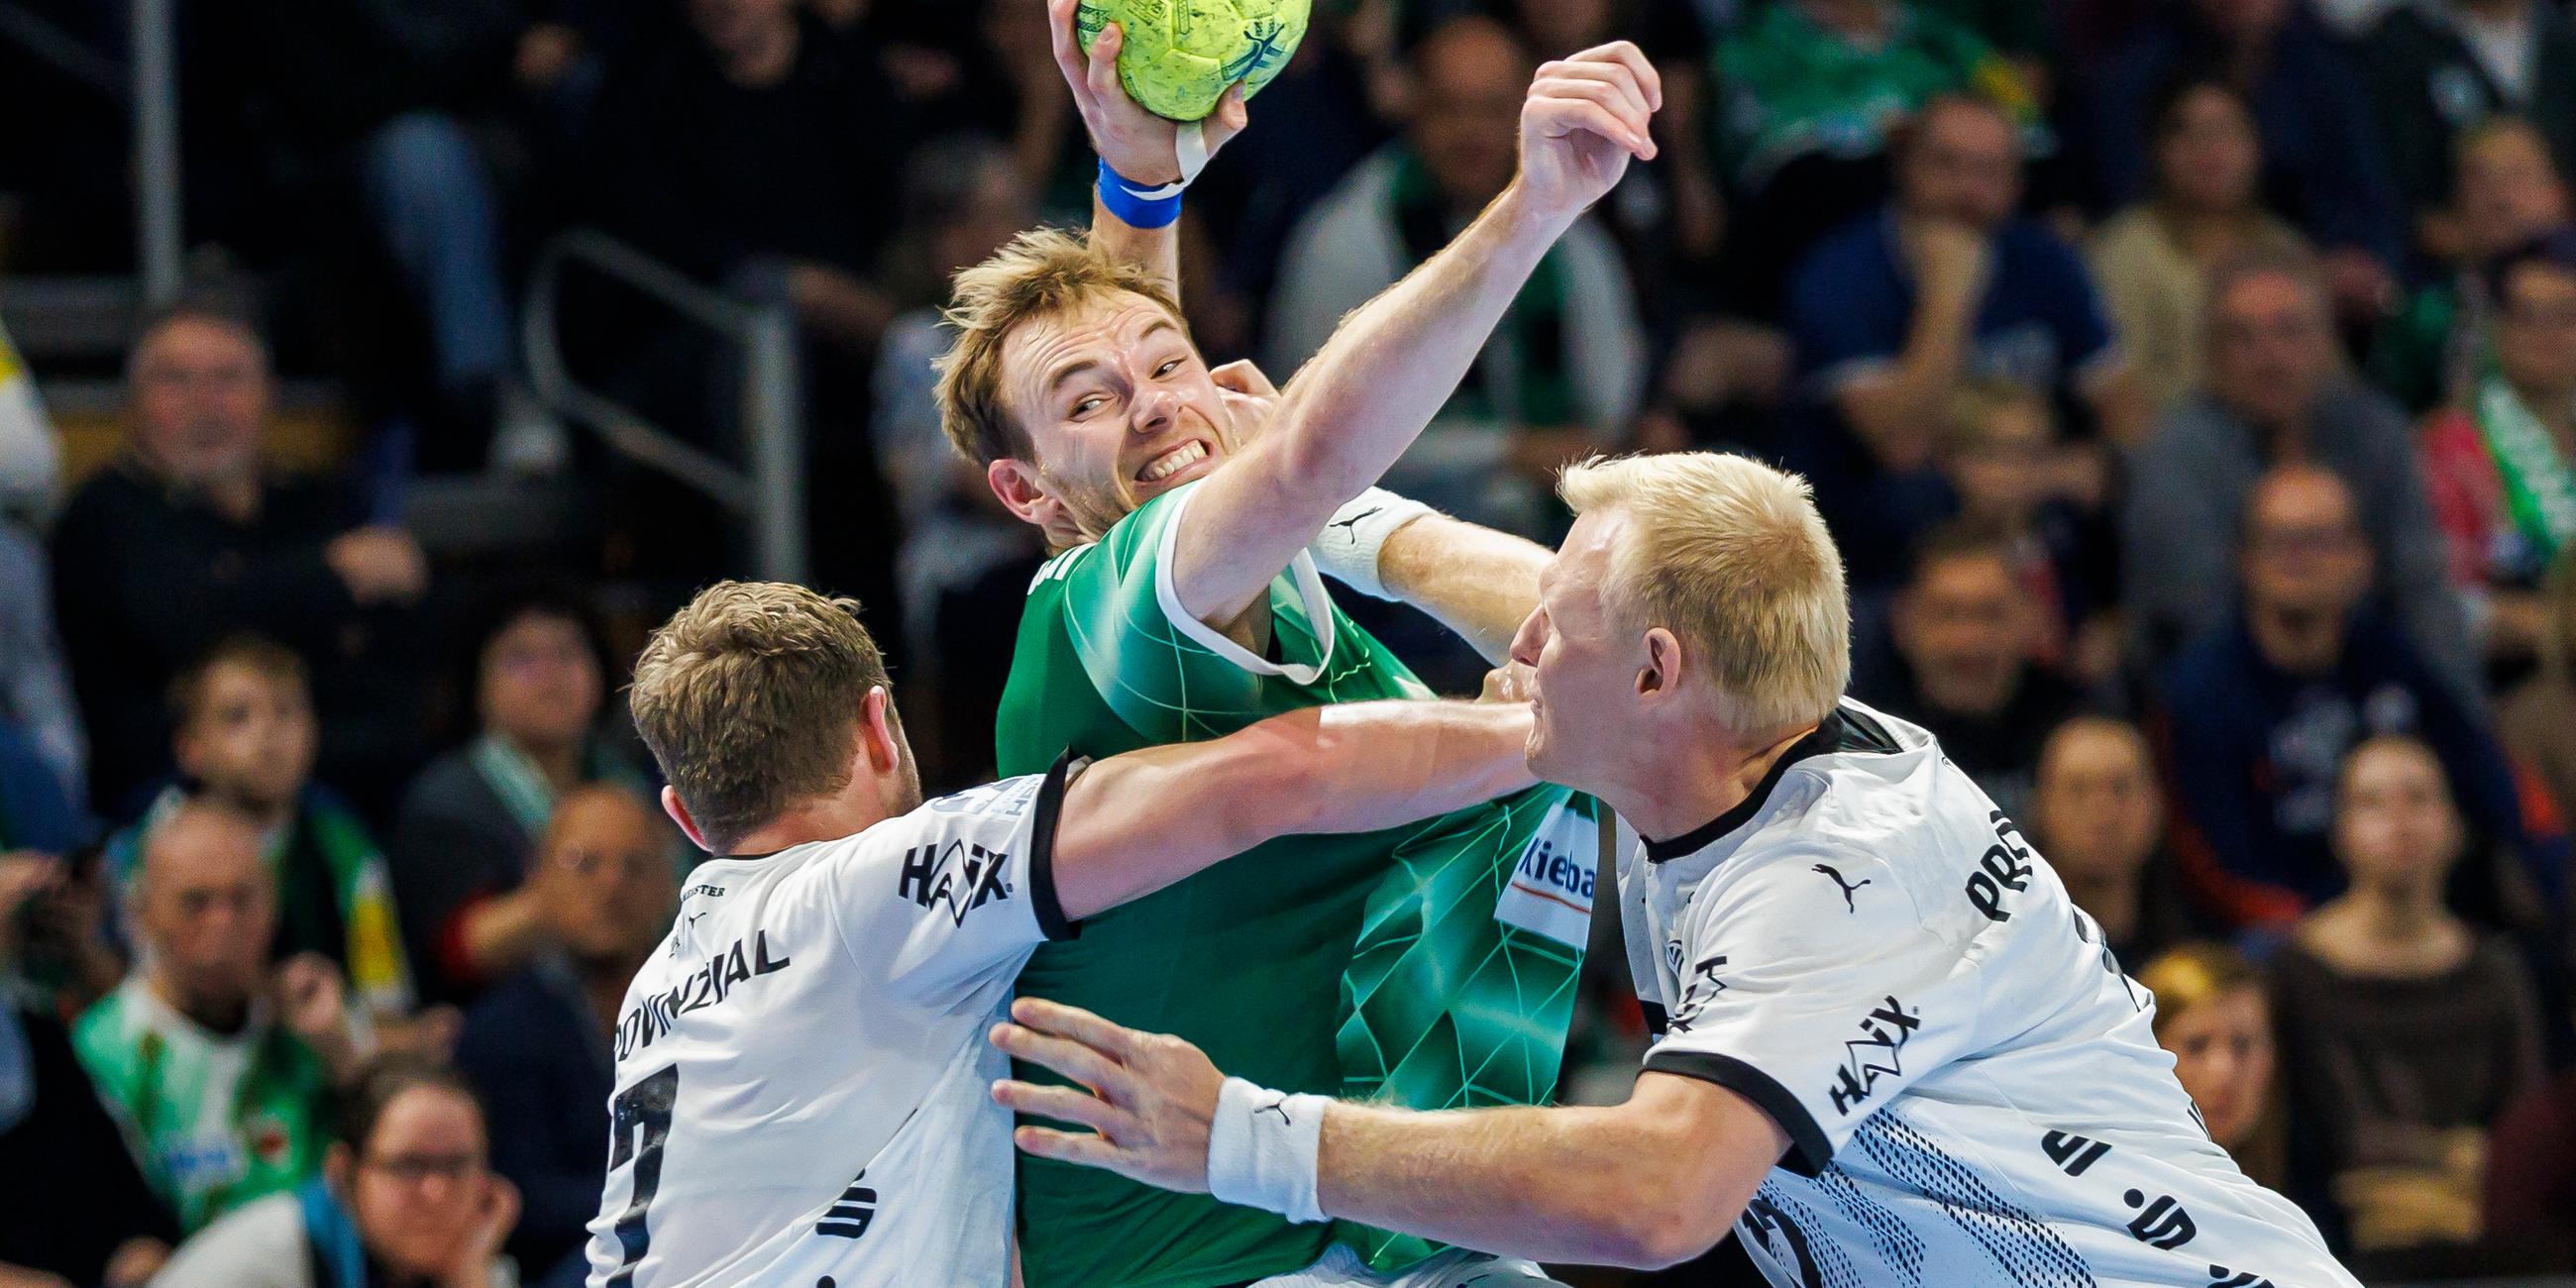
[1373,513,1551,666]
[1049,698,1536,920]
[992,999,1786,1269]
[1167,44,1663,628]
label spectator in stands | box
[587,0,906,358]
[2271,734,2543,1271]
[1701,0,2042,324]
[2087,77,2309,414]
[1786,93,2143,588]
[0,316,60,518]
[2419,231,2576,665]
[2085,0,2404,312]
[1265,15,1646,540]
[1867,522,2083,819]
[2137,942,2285,1190]
[106,639,414,1020]
[2359,0,2576,252]
[2501,561,2576,826]
[872,138,1048,785]
[2159,466,2544,931]
[51,305,429,821]
[2486,1066,2576,1269]
[2372,118,2571,412]
[155,1055,519,1288]
[389,585,640,1005]
[455,787,672,1284]
[0,854,175,1287]
[2033,717,2196,968]
[74,799,374,1234]
[1938,379,2120,682]
[2122,250,2475,698]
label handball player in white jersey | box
[992,454,2361,1288]
[582,581,1538,1286]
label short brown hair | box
[628,582,892,852]
[169,635,307,727]
[931,227,1186,468]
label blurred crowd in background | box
[6,0,2576,1282]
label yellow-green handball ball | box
[1076,0,1311,122]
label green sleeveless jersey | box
[71,977,333,1233]
[999,482,1599,1287]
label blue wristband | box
[1097,159,1183,230]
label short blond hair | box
[629,582,892,852]
[931,227,1186,468]
[1558,453,1850,734]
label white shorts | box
[1249,1244,1567,1288]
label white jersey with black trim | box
[583,758,1078,1287]
[1627,700,2356,1288]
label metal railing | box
[522,228,808,584]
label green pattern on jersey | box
[72,978,332,1233]
[1000,483,1586,1287]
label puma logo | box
[1255,1097,1294,1127]
[1814,863,1871,912]
[1327,506,1383,537]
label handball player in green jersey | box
[931,4,1663,1284]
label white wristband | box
[1308,487,1436,601]
[1207,1076,1330,1224]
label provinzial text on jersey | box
[615,930,792,1060]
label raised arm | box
[1051,0,1250,300]
[1166,44,1663,627]
[1050,698,1538,920]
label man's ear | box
[324,1140,354,1195]
[988,458,1060,530]
[1639,627,1683,700]
[861,686,906,777]
[661,786,709,853]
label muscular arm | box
[1050,698,1537,919]
[1314,1073,1786,1268]
[1376,513,1551,665]
[1166,46,1661,627]
[996,1004,1787,1270]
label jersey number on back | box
[604,1064,680,1287]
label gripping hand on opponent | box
[991,997,1225,1194]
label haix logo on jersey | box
[1826,996,1923,1116]
[897,839,1014,925]
[615,930,793,1060]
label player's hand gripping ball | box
[1076,0,1310,122]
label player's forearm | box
[1090,191,1181,301]
[1314,1101,1719,1269]
[1376,514,1550,665]
[1264,185,1569,500]
[1167,186,1574,623]
[1053,701,1534,919]
[1296,698,1539,831]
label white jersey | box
[584,761,1076,1287]
[1625,701,2357,1288]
